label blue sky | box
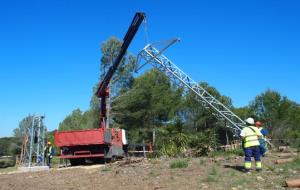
[0,0,299,137]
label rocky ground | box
[0,151,299,190]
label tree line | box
[57,37,300,156]
[2,37,300,158]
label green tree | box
[233,106,251,121]
[90,37,136,110]
[0,137,18,156]
[112,69,182,142]
[249,89,300,146]
[58,109,85,131]
[182,82,233,132]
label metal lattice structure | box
[20,115,47,167]
[137,39,246,132]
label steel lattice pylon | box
[137,40,246,133]
[20,115,47,167]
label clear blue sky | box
[0,0,299,137]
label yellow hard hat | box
[47,141,52,145]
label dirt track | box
[0,153,299,190]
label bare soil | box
[0,152,299,190]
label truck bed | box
[54,128,105,147]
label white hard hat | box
[245,117,255,125]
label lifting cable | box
[143,16,150,45]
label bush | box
[208,148,244,158]
[155,121,190,157]
[0,158,15,168]
[285,130,300,149]
[189,130,219,156]
[169,159,188,169]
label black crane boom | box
[96,12,145,97]
[96,12,145,128]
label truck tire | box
[69,158,85,166]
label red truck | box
[54,128,126,165]
[54,12,145,165]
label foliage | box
[189,129,219,156]
[3,115,35,156]
[182,82,232,132]
[112,69,182,143]
[155,119,189,157]
[0,137,19,156]
[58,109,98,131]
[101,166,112,172]
[169,159,188,169]
[249,89,300,141]
[0,158,15,168]
[208,148,244,158]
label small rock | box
[201,183,209,189]
[256,176,265,181]
[214,157,225,162]
[231,187,238,190]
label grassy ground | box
[0,151,299,189]
[0,166,18,174]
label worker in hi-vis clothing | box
[240,117,263,172]
[255,121,268,157]
[45,141,54,168]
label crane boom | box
[96,12,145,128]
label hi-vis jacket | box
[240,126,263,148]
[45,146,54,158]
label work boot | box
[256,168,262,172]
[242,168,250,173]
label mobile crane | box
[54,12,145,165]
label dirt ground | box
[0,151,299,190]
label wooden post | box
[275,158,295,164]
[142,140,146,158]
[286,179,300,188]
[152,129,156,145]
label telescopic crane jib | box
[96,12,145,129]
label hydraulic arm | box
[96,12,145,128]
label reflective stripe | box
[256,162,262,169]
[245,161,252,169]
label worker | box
[45,141,54,168]
[240,117,263,172]
[255,121,268,157]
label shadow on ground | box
[223,164,245,172]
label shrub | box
[189,130,219,156]
[155,121,190,157]
[0,158,15,168]
[208,148,244,158]
[169,159,188,169]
